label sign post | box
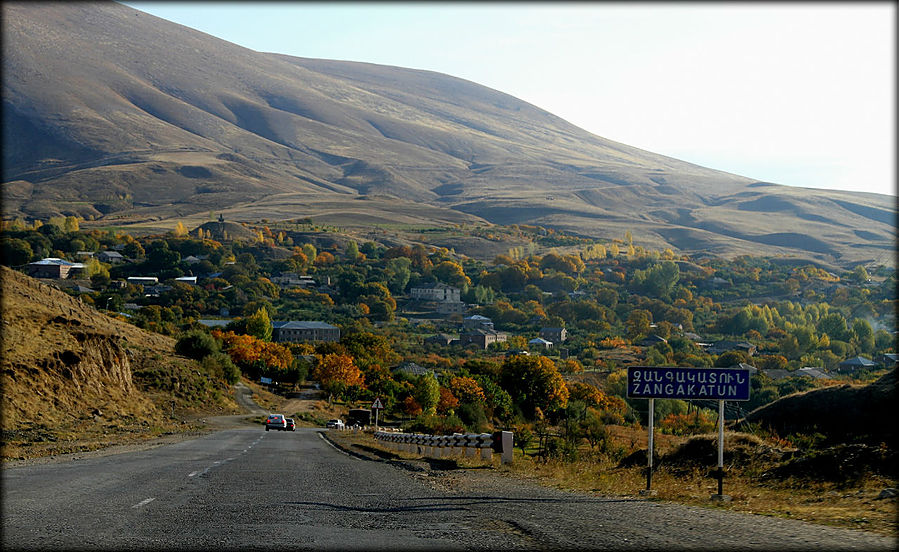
[371,397,384,430]
[646,398,655,493]
[627,366,751,499]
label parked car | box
[285,418,296,431]
[326,419,344,430]
[265,414,287,431]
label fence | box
[373,431,514,464]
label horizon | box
[123,2,896,198]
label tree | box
[244,307,273,342]
[413,372,440,415]
[449,376,486,404]
[384,257,412,294]
[63,216,80,233]
[499,355,569,418]
[433,260,471,287]
[437,387,459,414]
[715,350,750,367]
[0,237,33,265]
[175,330,221,360]
[173,221,189,237]
[626,309,652,341]
[345,240,360,262]
[314,354,365,397]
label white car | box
[326,419,344,430]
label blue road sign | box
[627,366,751,401]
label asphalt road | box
[2,428,894,551]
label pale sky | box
[124,2,896,197]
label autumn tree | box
[626,309,652,341]
[436,387,459,414]
[499,354,569,418]
[449,376,486,404]
[314,353,365,398]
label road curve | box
[2,427,894,551]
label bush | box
[201,352,240,385]
[175,330,220,361]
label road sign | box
[371,397,384,410]
[627,366,751,401]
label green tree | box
[413,372,440,416]
[626,309,652,341]
[345,240,360,262]
[245,307,273,342]
[176,330,222,360]
[0,237,33,265]
[384,257,412,294]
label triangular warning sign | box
[371,397,384,409]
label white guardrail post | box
[373,430,514,463]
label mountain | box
[3,2,895,267]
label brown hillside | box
[0,266,236,459]
[2,3,894,268]
[741,368,897,447]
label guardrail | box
[373,431,514,464]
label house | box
[460,328,508,349]
[876,353,898,367]
[97,250,125,264]
[144,284,171,297]
[271,273,317,289]
[463,315,494,330]
[271,321,340,343]
[392,362,434,377]
[731,363,758,374]
[198,319,232,328]
[797,367,832,379]
[182,255,202,265]
[837,356,879,373]
[424,334,456,346]
[639,334,668,347]
[528,337,553,349]
[763,369,793,381]
[706,340,757,356]
[127,276,159,286]
[26,258,84,279]
[539,327,567,343]
[437,301,467,314]
[174,276,198,285]
[409,282,461,303]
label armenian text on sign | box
[627,367,751,401]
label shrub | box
[175,330,220,361]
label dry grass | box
[333,429,897,537]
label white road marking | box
[132,498,155,508]
[188,471,198,477]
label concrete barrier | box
[374,430,514,463]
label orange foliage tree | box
[449,376,486,404]
[313,353,365,397]
[499,355,569,417]
[213,330,294,379]
[436,387,459,414]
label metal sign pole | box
[716,399,725,496]
[646,398,654,491]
